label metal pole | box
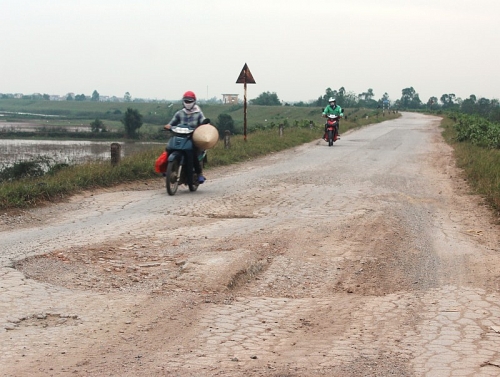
[244,79,247,142]
[236,63,255,142]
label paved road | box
[1,112,500,376]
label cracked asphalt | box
[1,112,500,376]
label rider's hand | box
[164,125,171,130]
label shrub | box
[0,157,53,182]
[454,113,500,149]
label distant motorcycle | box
[324,114,340,146]
[164,124,206,196]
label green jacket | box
[322,104,343,117]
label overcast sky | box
[1,0,499,103]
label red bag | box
[154,151,168,173]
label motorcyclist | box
[163,91,206,183]
[322,97,343,141]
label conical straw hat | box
[193,124,219,149]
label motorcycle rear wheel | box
[166,159,180,196]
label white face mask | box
[184,101,195,110]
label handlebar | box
[171,125,194,134]
[164,124,195,134]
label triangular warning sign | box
[236,63,256,84]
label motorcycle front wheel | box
[328,130,334,147]
[166,159,180,195]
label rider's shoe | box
[198,175,206,184]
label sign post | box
[383,99,389,114]
[236,63,256,141]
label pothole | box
[13,246,177,294]
[5,313,81,330]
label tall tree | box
[91,90,100,101]
[427,96,438,110]
[460,95,476,114]
[358,88,378,108]
[90,118,105,132]
[401,87,415,107]
[359,88,374,101]
[335,87,346,107]
[316,87,344,107]
[121,108,143,138]
[343,91,358,108]
[440,93,457,108]
[400,87,421,109]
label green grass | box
[0,148,160,209]
[441,117,500,216]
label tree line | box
[251,87,500,123]
[4,85,499,136]
[5,86,498,123]
[1,90,134,102]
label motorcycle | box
[324,114,340,147]
[164,124,207,196]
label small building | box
[222,94,239,104]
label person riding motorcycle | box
[322,97,343,140]
[163,91,206,183]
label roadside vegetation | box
[0,109,399,210]
[440,113,500,217]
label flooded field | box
[0,139,164,168]
[0,121,91,133]
[0,119,164,168]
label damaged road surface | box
[1,112,500,376]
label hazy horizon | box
[2,0,499,104]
